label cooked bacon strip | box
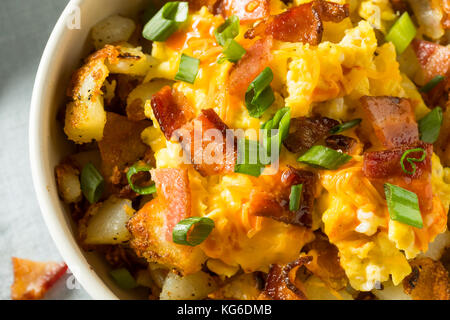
[151,86,194,141]
[151,168,191,236]
[325,135,357,153]
[258,256,312,300]
[11,258,67,300]
[249,166,316,227]
[403,258,449,300]
[176,109,236,176]
[412,40,450,108]
[360,96,419,148]
[217,0,270,22]
[283,116,339,153]
[303,235,348,290]
[245,0,349,44]
[229,37,273,97]
[363,142,433,212]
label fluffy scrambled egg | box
[137,1,448,291]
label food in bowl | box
[55,0,450,300]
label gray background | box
[0,0,90,300]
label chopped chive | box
[142,2,189,42]
[385,12,416,54]
[214,15,240,46]
[175,54,200,84]
[261,107,291,156]
[110,268,138,289]
[172,217,215,246]
[234,138,265,177]
[329,119,362,134]
[289,184,303,212]
[418,107,443,143]
[297,146,352,170]
[217,39,246,64]
[126,161,156,195]
[384,183,423,228]
[245,67,275,118]
[80,162,105,204]
[420,75,445,93]
[400,148,426,175]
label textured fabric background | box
[0,0,90,300]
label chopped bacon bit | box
[245,0,349,44]
[249,166,316,227]
[151,168,191,236]
[11,258,67,300]
[363,142,433,212]
[176,109,236,176]
[229,37,273,97]
[303,235,348,290]
[325,135,357,153]
[283,116,339,154]
[360,96,419,148]
[412,40,450,108]
[218,0,270,22]
[403,258,449,300]
[151,86,194,141]
[258,256,312,300]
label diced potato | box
[126,79,173,121]
[91,15,136,50]
[208,273,261,300]
[106,46,157,76]
[372,280,412,300]
[419,231,450,261]
[160,271,218,300]
[85,196,135,245]
[303,276,353,300]
[55,163,82,204]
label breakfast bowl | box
[30,0,450,301]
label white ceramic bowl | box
[29,0,149,300]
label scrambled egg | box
[138,2,449,290]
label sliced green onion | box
[261,107,291,156]
[80,162,104,204]
[234,138,265,177]
[110,268,138,290]
[384,183,423,228]
[385,12,416,54]
[297,146,352,170]
[419,75,445,93]
[418,107,443,143]
[172,217,215,246]
[400,148,426,175]
[289,184,303,212]
[330,119,362,134]
[245,67,275,118]
[175,54,200,84]
[126,161,156,195]
[143,1,189,41]
[217,39,246,64]
[214,15,240,46]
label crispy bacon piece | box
[325,135,357,153]
[245,0,349,44]
[151,86,194,141]
[412,40,450,108]
[360,96,419,148]
[363,142,433,212]
[303,235,348,290]
[217,0,270,22]
[11,258,67,300]
[229,37,273,97]
[176,109,236,176]
[258,256,312,300]
[249,166,316,227]
[283,116,339,154]
[403,258,449,300]
[151,168,191,236]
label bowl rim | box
[29,0,118,300]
